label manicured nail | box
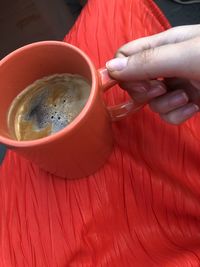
[147,85,166,98]
[170,92,188,107]
[106,57,128,72]
[183,104,199,117]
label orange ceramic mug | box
[0,41,143,179]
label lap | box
[1,1,200,266]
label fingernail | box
[183,104,199,117]
[106,57,128,72]
[132,86,147,93]
[147,85,166,98]
[170,92,188,107]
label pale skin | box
[106,25,200,125]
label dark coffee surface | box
[7,74,90,141]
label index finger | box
[116,25,200,57]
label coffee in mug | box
[7,73,90,141]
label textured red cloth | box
[1,0,200,266]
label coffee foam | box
[7,74,91,141]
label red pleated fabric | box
[1,0,200,266]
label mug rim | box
[0,41,98,147]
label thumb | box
[106,38,200,81]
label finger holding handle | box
[98,68,144,121]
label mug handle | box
[98,68,144,121]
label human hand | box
[106,25,200,124]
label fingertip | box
[182,103,199,117]
[106,57,128,72]
[161,103,199,125]
[147,85,167,98]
